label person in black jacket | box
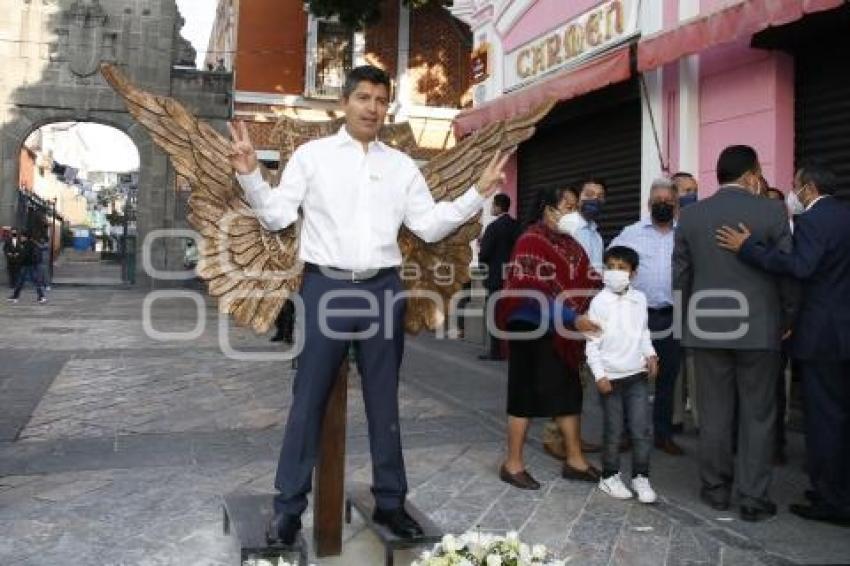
[717,162,850,527]
[478,193,520,360]
[7,230,46,304]
[3,228,21,288]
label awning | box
[637,0,846,72]
[453,46,632,138]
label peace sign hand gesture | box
[476,149,515,197]
[227,120,259,175]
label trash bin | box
[72,228,91,251]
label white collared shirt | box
[236,127,485,271]
[585,287,656,381]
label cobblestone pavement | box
[1,287,848,565]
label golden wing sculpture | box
[101,63,553,334]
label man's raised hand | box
[476,149,515,197]
[228,120,258,175]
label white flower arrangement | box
[411,531,568,566]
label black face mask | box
[650,202,675,224]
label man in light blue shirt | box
[574,178,607,272]
[610,178,683,456]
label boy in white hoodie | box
[586,246,659,503]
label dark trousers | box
[274,270,408,516]
[12,266,45,300]
[648,307,681,441]
[693,348,780,505]
[273,299,296,341]
[483,289,503,358]
[801,360,850,513]
[601,373,652,478]
[6,262,19,288]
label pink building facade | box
[452,0,849,231]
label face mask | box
[580,199,603,221]
[678,193,697,208]
[650,202,675,224]
[786,187,806,216]
[556,211,585,236]
[603,269,631,293]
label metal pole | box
[49,199,55,282]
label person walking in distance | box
[7,230,47,304]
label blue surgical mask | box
[679,193,698,208]
[580,199,603,221]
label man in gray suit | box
[673,145,797,522]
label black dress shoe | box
[654,438,685,456]
[266,513,302,546]
[500,465,541,490]
[561,463,601,483]
[478,354,505,361]
[700,487,730,511]
[373,506,425,539]
[790,503,850,527]
[740,500,777,523]
[804,489,822,504]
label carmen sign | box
[504,0,638,91]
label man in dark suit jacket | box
[478,193,519,360]
[717,162,850,527]
[673,145,798,522]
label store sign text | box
[505,0,636,90]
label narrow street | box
[1,287,848,565]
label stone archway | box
[0,0,231,285]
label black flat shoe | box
[700,487,730,511]
[266,512,302,546]
[561,463,600,482]
[740,500,777,522]
[499,465,541,490]
[790,503,850,527]
[373,506,425,539]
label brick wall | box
[235,0,307,94]
[365,0,400,80]
[409,4,472,108]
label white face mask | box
[786,187,806,216]
[603,269,631,293]
[557,211,585,236]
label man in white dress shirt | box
[228,66,510,545]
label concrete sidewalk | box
[0,287,847,565]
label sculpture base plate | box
[345,483,442,566]
[222,492,308,565]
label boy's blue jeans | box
[601,372,652,478]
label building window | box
[307,19,353,98]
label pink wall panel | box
[502,0,605,51]
[700,58,778,124]
[699,112,777,194]
[699,38,770,77]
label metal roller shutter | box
[753,4,850,201]
[795,37,850,202]
[516,80,642,242]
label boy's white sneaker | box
[598,473,633,500]
[632,475,657,504]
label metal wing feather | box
[400,101,555,334]
[101,63,301,334]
